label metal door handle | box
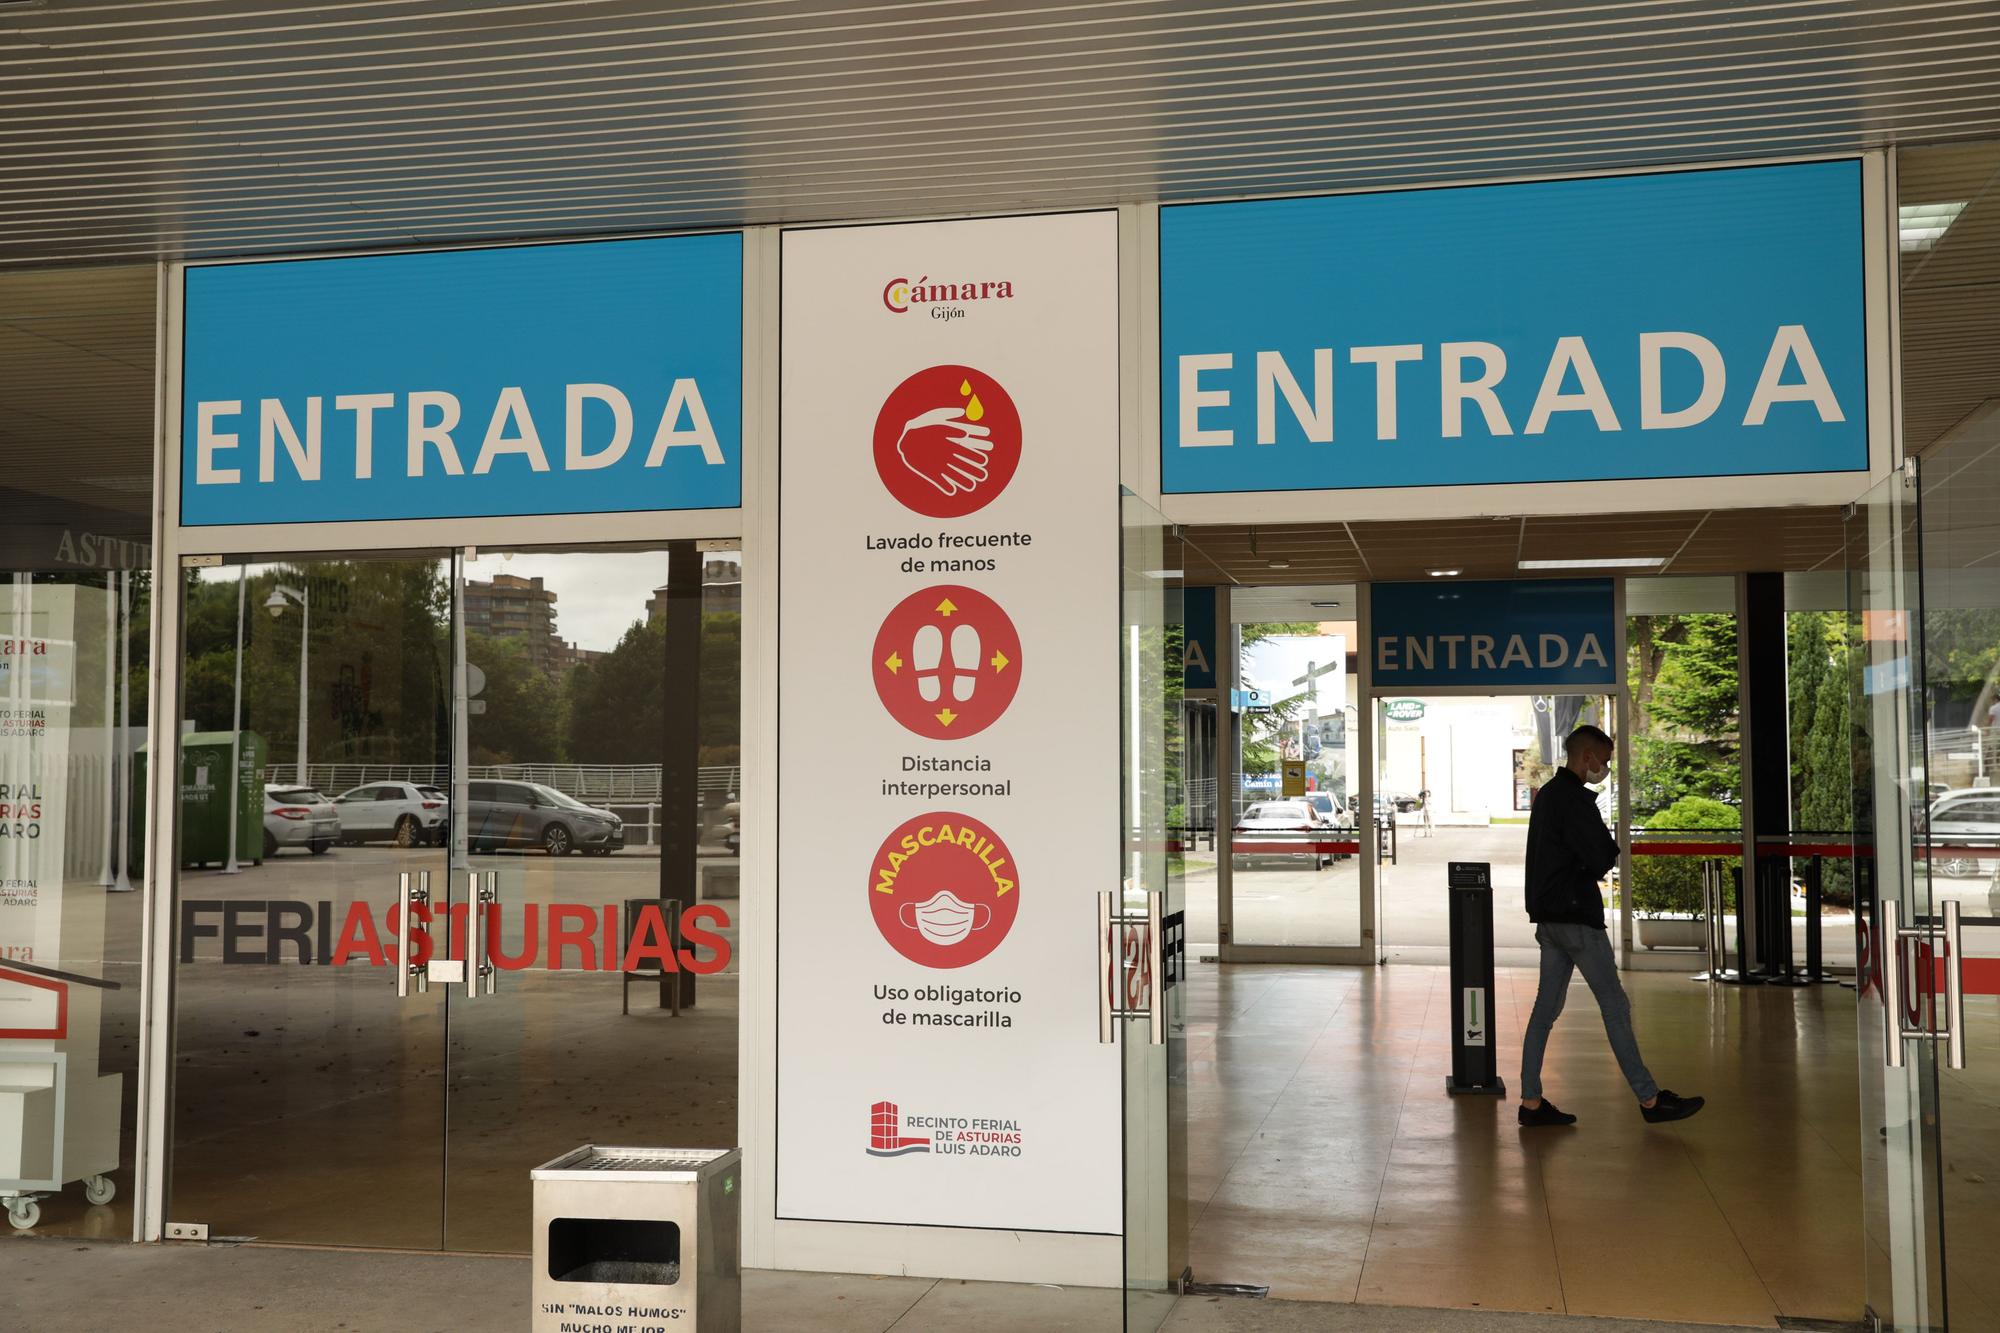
[1882,899,1903,1068]
[397,871,431,996]
[1097,891,1114,1043]
[1145,887,1164,1048]
[1096,889,1164,1047]
[1945,899,1964,1070]
[468,870,496,997]
[1883,897,1966,1071]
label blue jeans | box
[1520,922,1659,1103]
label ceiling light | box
[1267,559,1291,570]
[1519,556,1668,570]
[1309,600,1341,608]
[1900,201,1967,252]
[1141,569,1184,580]
[1426,567,1460,578]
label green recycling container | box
[131,731,266,871]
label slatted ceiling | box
[1901,140,2000,454]
[2,3,2000,265]
[0,263,157,522]
[1183,506,1852,585]
[1514,513,1699,563]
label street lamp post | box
[265,582,309,786]
[223,567,246,874]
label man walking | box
[1517,725,1704,1128]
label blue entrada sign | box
[1371,579,1617,688]
[180,233,743,525]
[1160,160,1868,494]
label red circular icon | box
[872,364,1022,518]
[869,812,1020,969]
[872,584,1023,740]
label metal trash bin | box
[531,1146,741,1332]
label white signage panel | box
[778,212,1120,1233]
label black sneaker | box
[1641,1090,1705,1124]
[1518,1100,1577,1127]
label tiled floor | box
[1183,962,1864,1327]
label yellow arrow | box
[936,598,958,617]
[884,651,904,674]
[935,707,958,727]
[990,650,1010,673]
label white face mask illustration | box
[899,890,993,947]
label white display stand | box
[1,584,124,1230]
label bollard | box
[1444,862,1504,1097]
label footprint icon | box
[951,625,980,701]
[914,625,944,702]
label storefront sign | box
[778,212,1120,1234]
[1384,699,1426,723]
[180,234,743,524]
[0,590,75,982]
[1182,586,1217,690]
[1371,579,1617,688]
[1160,160,1867,494]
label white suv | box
[333,781,449,847]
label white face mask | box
[1585,759,1612,785]
[900,890,992,946]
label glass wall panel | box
[1901,137,2000,1320]
[169,554,453,1247]
[1623,577,1743,961]
[1,264,155,1238]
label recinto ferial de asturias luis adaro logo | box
[865,1101,1025,1159]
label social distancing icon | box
[873,585,1022,739]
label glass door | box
[169,542,741,1253]
[1909,436,2000,1330]
[443,543,740,1252]
[1119,492,1187,1330]
[170,552,454,1246]
[1848,466,1946,1329]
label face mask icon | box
[898,890,993,947]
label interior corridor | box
[1183,963,1863,1327]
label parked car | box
[1348,793,1397,821]
[465,780,624,856]
[1300,792,1354,859]
[1234,800,1331,868]
[332,781,449,847]
[264,785,338,858]
[1929,789,2000,876]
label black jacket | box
[1525,767,1618,928]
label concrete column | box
[1740,571,1791,974]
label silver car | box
[332,781,450,847]
[264,785,339,858]
[1234,800,1332,869]
[1930,789,2000,876]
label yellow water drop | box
[964,393,985,423]
[959,379,971,395]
